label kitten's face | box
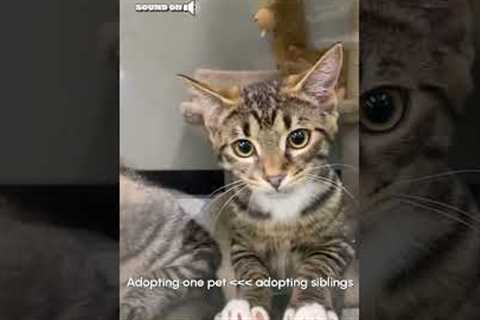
[212,81,337,194]
[180,44,343,196]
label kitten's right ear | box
[281,43,343,100]
[177,74,240,125]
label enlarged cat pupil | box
[239,141,251,153]
[364,90,395,124]
[234,140,254,157]
[288,129,310,148]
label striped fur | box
[360,1,480,319]
[119,172,221,320]
[225,177,353,313]
[181,45,355,319]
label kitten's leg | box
[283,242,353,320]
[217,238,272,320]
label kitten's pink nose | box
[266,174,285,190]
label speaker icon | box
[182,0,196,16]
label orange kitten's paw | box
[215,300,269,320]
[283,304,338,320]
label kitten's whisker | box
[203,186,243,229]
[395,198,479,232]
[211,188,240,219]
[201,183,245,217]
[306,174,354,196]
[199,193,230,222]
[305,175,348,195]
[309,163,359,172]
[212,185,249,229]
[207,179,245,198]
[393,193,480,225]
[247,193,253,214]
[215,187,243,218]
[211,184,244,206]
[305,174,358,205]
[392,169,480,185]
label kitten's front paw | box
[215,299,269,320]
[283,304,338,320]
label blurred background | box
[0,1,118,319]
[0,1,118,186]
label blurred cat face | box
[179,44,344,196]
[359,1,473,203]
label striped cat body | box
[217,170,352,311]
[180,44,355,320]
[120,171,221,320]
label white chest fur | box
[250,181,326,224]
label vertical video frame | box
[120,0,359,320]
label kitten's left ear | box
[177,74,240,106]
[282,43,343,99]
[177,74,241,126]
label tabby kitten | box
[119,169,221,320]
[180,44,355,320]
[360,1,480,319]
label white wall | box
[120,0,275,170]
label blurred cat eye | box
[287,129,311,149]
[360,87,407,132]
[232,139,255,158]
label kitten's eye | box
[232,139,255,158]
[287,129,311,149]
[361,87,407,132]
